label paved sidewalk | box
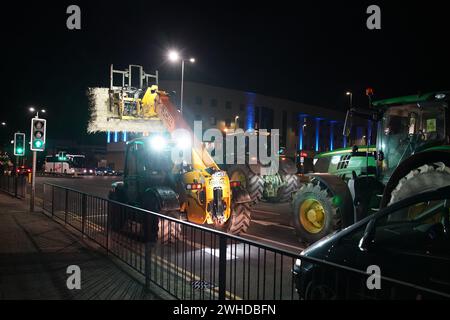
[0,193,166,300]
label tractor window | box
[125,144,138,177]
[419,103,447,142]
[136,142,148,176]
[378,104,422,180]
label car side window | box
[374,199,449,242]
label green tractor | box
[292,91,450,244]
[221,131,301,205]
[226,155,300,204]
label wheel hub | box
[299,199,326,234]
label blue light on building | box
[329,121,337,151]
[123,131,127,142]
[245,92,256,131]
[107,131,111,143]
[315,118,323,152]
[114,131,118,143]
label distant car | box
[82,168,95,175]
[16,166,31,175]
[95,167,116,176]
[292,186,450,300]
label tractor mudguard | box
[109,181,127,203]
[307,173,354,228]
[380,150,450,208]
[279,157,298,175]
[232,185,252,204]
[143,186,180,212]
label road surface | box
[35,175,305,254]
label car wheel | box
[305,282,337,300]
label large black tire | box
[143,192,181,244]
[292,183,340,244]
[218,202,252,235]
[388,162,450,205]
[108,187,127,232]
[276,173,301,203]
[227,165,264,204]
[157,211,182,244]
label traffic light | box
[30,118,46,151]
[14,133,25,156]
[58,151,67,161]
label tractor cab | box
[373,93,449,183]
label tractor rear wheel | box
[143,193,181,244]
[388,162,450,205]
[218,202,252,235]
[158,211,182,244]
[292,183,340,244]
[227,165,264,204]
[276,173,301,203]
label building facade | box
[105,81,370,170]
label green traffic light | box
[16,147,24,154]
[34,140,43,148]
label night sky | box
[1,1,449,145]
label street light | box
[167,50,195,114]
[346,91,353,108]
[29,106,46,118]
[1,122,6,126]
[234,116,239,129]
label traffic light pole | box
[30,150,36,212]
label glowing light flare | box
[150,135,167,151]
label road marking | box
[252,219,294,229]
[154,255,242,300]
[203,247,238,260]
[243,234,304,252]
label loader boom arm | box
[154,91,219,171]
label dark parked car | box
[293,186,450,300]
[95,167,116,176]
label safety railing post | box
[218,234,227,300]
[144,212,151,290]
[14,176,17,198]
[51,185,55,217]
[106,200,110,253]
[81,193,87,236]
[64,189,69,225]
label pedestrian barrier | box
[0,175,27,198]
[42,183,450,300]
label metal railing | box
[42,183,450,300]
[0,175,27,198]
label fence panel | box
[41,183,450,301]
[0,175,27,198]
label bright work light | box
[150,135,167,151]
